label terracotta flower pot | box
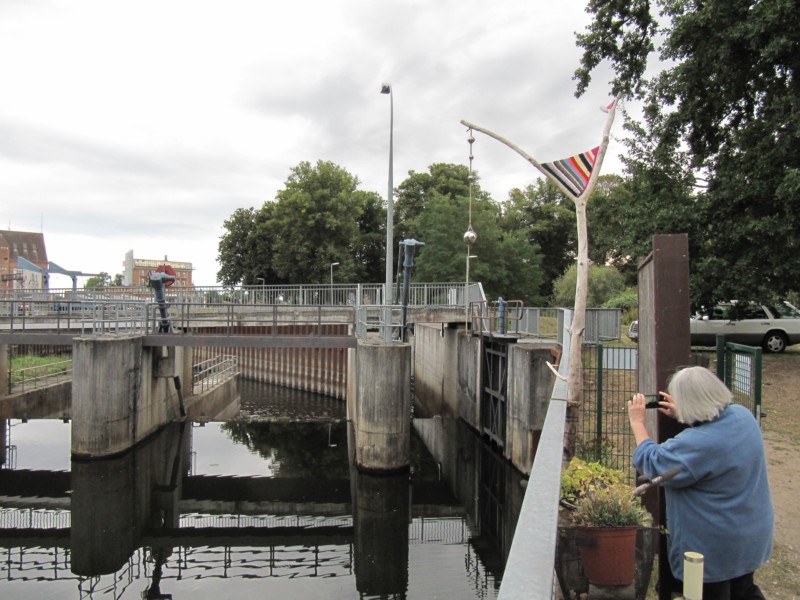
[575,526,637,586]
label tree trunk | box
[564,196,589,461]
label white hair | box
[667,366,732,424]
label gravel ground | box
[752,349,800,599]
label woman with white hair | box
[627,366,773,600]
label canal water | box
[0,378,525,599]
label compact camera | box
[644,394,663,409]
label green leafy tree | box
[401,166,544,305]
[217,161,386,286]
[217,206,284,286]
[267,161,384,284]
[394,163,490,240]
[501,178,577,301]
[575,0,800,305]
[587,141,700,289]
[83,272,110,289]
[552,264,627,309]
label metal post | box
[381,84,394,343]
[330,262,339,305]
[399,239,425,342]
[596,343,604,461]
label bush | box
[603,288,639,323]
[552,264,626,307]
[560,457,626,504]
[571,484,651,527]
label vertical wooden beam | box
[636,233,692,599]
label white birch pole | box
[461,94,620,458]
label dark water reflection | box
[0,380,524,599]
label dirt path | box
[753,350,800,599]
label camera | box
[644,394,663,409]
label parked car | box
[691,302,800,353]
[627,320,638,342]
[626,301,800,353]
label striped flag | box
[541,147,599,197]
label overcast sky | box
[1,0,622,287]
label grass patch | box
[10,354,72,384]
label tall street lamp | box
[330,262,339,286]
[381,83,394,343]
[330,262,339,305]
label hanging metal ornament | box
[463,131,477,246]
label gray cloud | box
[1,0,626,285]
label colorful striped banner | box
[541,146,599,197]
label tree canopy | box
[395,163,544,304]
[500,178,577,300]
[83,272,112,289]
[575,0,800,306]
[218,160,549,306]
[217,160,385,286]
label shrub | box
[571,483,651,527]
[560,457,626,504]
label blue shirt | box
[633,403,773,582]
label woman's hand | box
[655,391,678,419]
[628,393,652,446]
[628,392,678,426]
[628,393,647,427]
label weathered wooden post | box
[636,233,692,599]
[461,95,621,459]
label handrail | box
[192,354,238,394]
[469,299,525,337]
[0,282,485,308]
[9,358,72,393]
[498,309,571,599]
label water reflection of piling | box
[70,422,187,577]
[352,469,410,597]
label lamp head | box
[380,83,391,94]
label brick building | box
[0,230,48,290]
[122,250,193,287]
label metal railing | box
[0,299,148,335]
[580,343,639,477]
[10,358,72,394]
[192,354,239,394]
[469,299,525,337]
[0,282,483,308]
[0,282,487,341]
[716,338,762,420]
[146,302,358,337]
[520,308,621,344]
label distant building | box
[122,250,193,287]
[0,230,48,290]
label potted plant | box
[558,458,653,591]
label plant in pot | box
[570,478,651,587]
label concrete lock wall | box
[72,336,188,458]
[348,339,411,472]
[505,341,560,475]
[412,323,482,426]
[411,325,557,476]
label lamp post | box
[256,277,265,304]
[381,83,394,343]
[330,261,339,305]
[330,262,339,287]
